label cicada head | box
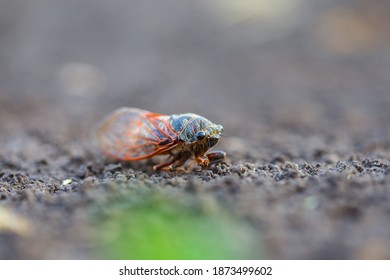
[197,123,223,149]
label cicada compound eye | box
[196,131,206,140]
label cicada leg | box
[196,151,226,169]
[153,155,176,171]
[207,151,226,165]
[154,152,191,172]
[196,155,210,169]
[168,160,189,172]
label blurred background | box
[1,0,390,142]
[1,0,390,260]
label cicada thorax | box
[169,113,213,143]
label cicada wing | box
[94,107,178,160]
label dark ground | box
[1,0,390,259]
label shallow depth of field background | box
[2,0,390,137]
[1,0,390,259]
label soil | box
[1,0,390,259]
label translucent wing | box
[94,107,179,160]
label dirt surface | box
[1,0,390,259]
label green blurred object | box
[97,188,261,259]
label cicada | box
[94,107,226,171]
